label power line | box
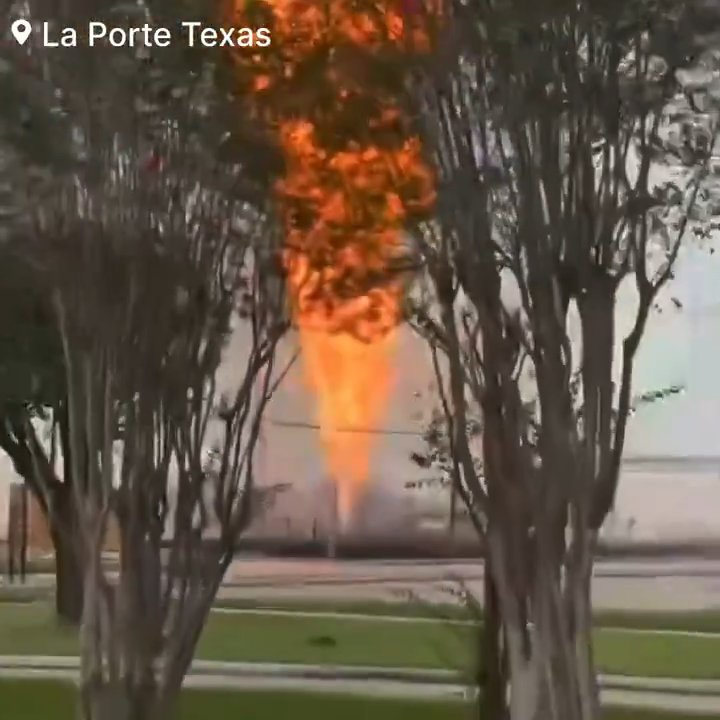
[267,418,423,436]
[266,419,720,469]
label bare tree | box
[0,3,90,621]
[0,245,94,621]
[409,1,720,719]
[2,5,288,720]
[23,128,285,720]
[0,0,280,626]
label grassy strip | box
[4,591,720,633]
[1,604,720,679]
[0,588,53,605]
[214,598,720,633]
[2,679,718,720]
[0,604,470,670]
[215,598,476,620]
[595,609,720,634]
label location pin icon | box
[11,19,32,46]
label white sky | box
[625,245,720,456]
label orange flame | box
[226,0,437,528]
[300,330,397,525]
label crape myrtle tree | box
[27,150,285,720]
[409,0,720,718]
[0,12,88,621]
[409,366,682,717]
[0,252,70,600]
[409,405,510,720]
[0,0,279,624]
[2,4,288,720]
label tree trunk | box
[79,678,168,720]
[50,490,83,625]
[488,533,599,720]
[77,544,178,720]
[504,618,539,720]
[53,527,83,625]
[567,538,600,720]
[480,563,508,720]
[530,568,598,720]
[506,579,598,720]
[80,681,130,720]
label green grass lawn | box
[1,604,720,679]
[217,598,478,620]
[217,598,720,633]
[4,589,720,633]
[1,680,716,720]
[594,609,720,634]
[595,628,720,679]
[0,604,470,669]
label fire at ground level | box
[1,456,720,560]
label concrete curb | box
[0,656,718,696]
[0,659,719,713]
[598,675,720,696]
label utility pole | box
[448,448,461,542]
[449,480,457,541]
[19,484,27,582]
[327,478,338,559]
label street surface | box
[4,556,720,610]
[215,556,720,611]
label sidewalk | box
[0,656,718,713]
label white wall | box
[602,466,720,542]
[2,445,720,543]
[0,455,11,540]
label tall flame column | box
[225,1,437,533]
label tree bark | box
[480,563,508,720]
[50,489,83,625]
[488,538,599,720]
[0,407,85,623]
[79,679,166,720]
[52,527,83,625]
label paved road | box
[5,556,720,610]
[0,656,718,713]
[215,556,720,611]
[219,557,720,582]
